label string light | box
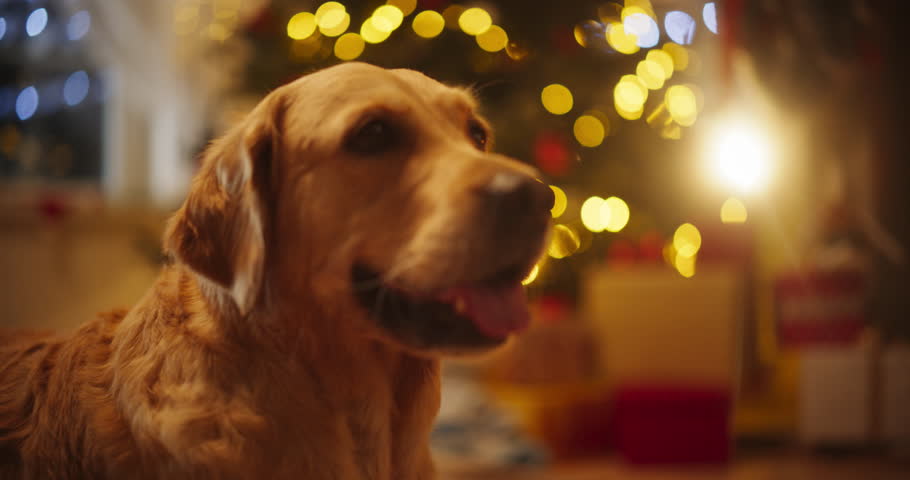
[673,223,702,257]
[362,18,391,43]
[334,32,365,60]
[15,86,39,121]
[636,59,666,90]
[549,185,568,218]
[665,85,697,126]
[458,7,492,35]
[703,2,718,34]
[665,11,696,45]
[476,25,507,52]
[541,84,573,115]
[646,50,674,79]
[601,196,630,232]
[581,196,606,232]
[26,8,48,37]
[412,10,444,38]
[606,22,639,54]
[288,12,317,40]
[662,42,689,70]
[573,115,605,147]
[371,5,404,33]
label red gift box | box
[612,386,732,465]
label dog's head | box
[165,63,552,355]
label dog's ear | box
[164,96,283,316]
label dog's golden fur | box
[0,63,550,479]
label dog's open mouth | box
[351,261,534,349]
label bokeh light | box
[601,196,630,232]
[476,25,508,52]
[0,18,5,41]
[581,196,606,232]
[550,185,567,218]
[387,0,417,17]
[63,71,90,106]
[15,86,39,121]
[548,224,581,259]
[614,75,648,120]
[573,115,606,147]
[26,8,48,37]
[505,41,529,61]
[288,12,317,40]
[675,251,696,278]
[371,5,404,33]
[319,11,350,37]
[362,18,391,43]
[673,223,702,257]
[606,22,640,54]
[541,84,573,115]
[662,42,689,70]
[708,121,773,194]
[315,2,345,23]
[459,7,492,36]
[636,59,666,90]
[646,49,674,79]
[67,11,91,41]
[665,11,696,45]
[704,2,718,34]
[623,12,659,48]
[412,10,444,38]
[721,197,748,224]
[334,33,365,60]
[665,85,697,126]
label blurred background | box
[1,0,909,478]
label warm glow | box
[573,115,605,147]
[412,10,445,38]
[442,5,465,30]
[662,42,689,70]
[606,22,640,54]
[361,18,391,43]
[521,264,540,286]
[334,32,365,60]
[458,7,492,35]
[666,85,697,126]
[581,196,606,232]
[319,11,350,36]
[371,5,404,32]
[315,2,345,23]
[387,0,417,17]
[636,59,666,90]
[647,49,674,79]
[601,196,630,232]
[548,225,581,259]
[541,84,573,115]
[708,120,773,194]
[550,185,568,218]
[476,25,508,52]
[673,223,702,257]
[287,12,317,40]
[721,197,748,223]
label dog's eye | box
[346,118,399,155]
[468,121,488,150]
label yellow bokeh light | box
[625,0,656,17]
[334,32,365,60]
[362,18,391,43]
[550,185,567,218]
[476,25,508,52]
[521,264,540,286]
[661,124,682,140]
[666,85,697,126]
[721,197,748,224]
[675,251,696,278]
[287,12,317,40]
[548,224,581,259]
[647,50,674,79]
[581,196,606,233]
[315,2,345,22]
[505,41,529,60]
[662,42,689,71]
[673,223,702,258]
[442,5,466,30]
[614,75,648,112]
[387,0,417,17]
[636,59,666,90]
[601,196,630,232]
[319,11,350,37]
[541,84,573,115]
[371,5,404,32]
[459,7,492,35]
[412,10,445,38]
[573,115,605,147]
[606,22,640,54]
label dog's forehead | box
[287,63,476,116]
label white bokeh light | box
[26,8,48,37]
[67,11,91,40]
[16,86,39,120]
[64,71,90,106]
[665,11,696,45]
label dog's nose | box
[482,172,554,217]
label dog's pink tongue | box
[441,283,531,339]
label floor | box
[441,453,908,480]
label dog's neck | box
[130,264,441,478]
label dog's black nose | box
[482,172,554,217]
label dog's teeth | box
[454,298,467,315]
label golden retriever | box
[0,62,552,479]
